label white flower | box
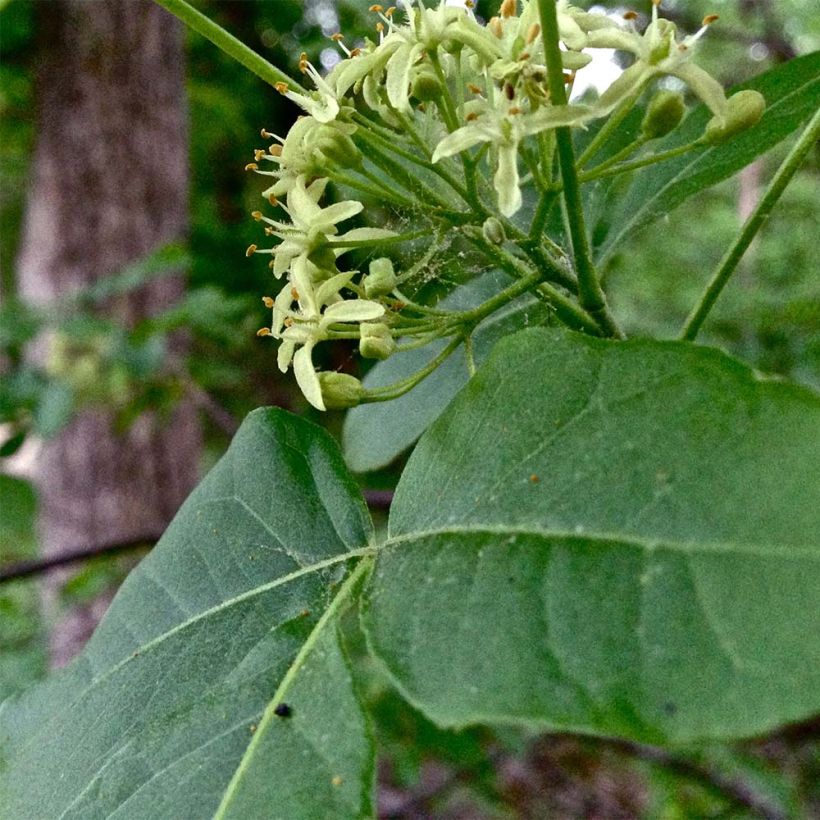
[432,100,594,216]
[586,1,727,121]
[275,58,340,123]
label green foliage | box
[367,328,820,744]
[3,330,819,814]
[2,1,819,815]
[0,410,375,819]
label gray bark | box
[17,0,201,667]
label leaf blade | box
[366,329,820,744]
[0,408,375,820]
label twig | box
[0,491,393,585]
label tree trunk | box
[17,0,201,667]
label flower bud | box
[364,258,397,298]
[481,216,506,245]
[641,90,686,140]
[702,90,765,145]
[315,124,361,168]
[317,372,365,408]
[411,65,443,101]
[359,323,396,360]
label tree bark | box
[17,0,201,667]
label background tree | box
[15,0,201,666]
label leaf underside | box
[0,409,375,820]
[365,328,820,745]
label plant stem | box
[153,0,304,93]
[580,140,701,183]
[364,335,465,402]
[537,0,623,339]
[681,106,820,341]
[576,86,644,168]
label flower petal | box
[277,339,296,372]
[672,62,728,121]
[323,299,385,324]
[293,344,325,410]
[432,124,491,162]
[494,143,521,217]
[315,270,356,306]
[386,42,424,113]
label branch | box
[0,491,393,585]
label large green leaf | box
[595,51,820,263]
[343,271,552,473]
[364,329,820,744]
[0,409,376,819]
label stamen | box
[488,16,503,38]
[508,106,523,115]
[526,23,540,43]
[269,144,283,157]
[703,13,719,24]
[368,4,383,11]
[465,112,479,121]
[268,194,279,206]
[385,6,396,16]
[291,287,300,299]
[330,33,344,41]
[467,83,482,94]
[244,162,259,171]
[623,11,638,21]
[262,296,275,308]
[257,327,272,336]
[274,82,289,94]
[251,210,263,221]
[246,244,258,256]
[499,0,516,19]
[254,149,266,161]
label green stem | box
[576,87,645,168]
[331,229,429,248]
[465,228,601,336]
[580,140,701,184]
[584,135,649,177]
[364,335,465,402]
[537,0,623,339]
[681,107,820,341]
[153,0,303,93]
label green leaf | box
[364,328,820,744]
[343,271,552,472]
[595,51,820,263]
[0,408,376,819]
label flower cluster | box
[248,0,758,410]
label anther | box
[244,162,258,171]
[385,6,396,16]
[376,21,384,32]
[350,47,362,57]
[290,288,299,299]
[284,317,294,327]
[465,112,479,121]
[261,128,274,138]
[465,0,475,7]
[269,144,283,156]
[246,244,257,256]
[499,0,516,18]
[526,23,540,43]
[268,194,279,206]
[368,4,383,11]
[264,227,274,236]
[508,106,522,115]
[256,327,271,336]
[702,14,719,25]
[518,51,531,61]
[330,32,344,41]
[489,16,503,37]
[262,296,275,308]
[467,83,482,94]
[623,11,638,20]
[251,210,263,221]
[274,82,289,94]
[254,149,266,161]
[504,82,515,100]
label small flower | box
[275,57,341,123]
[432,99,594,216]
[586,2,727,122]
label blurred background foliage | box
[0,0,817,816]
